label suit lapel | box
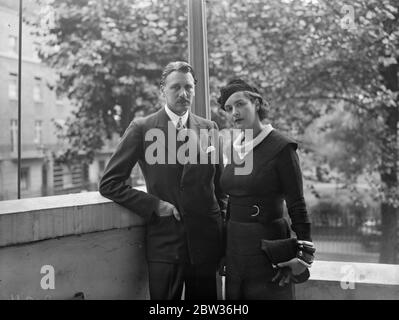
[154,108,175,163]
[181,113,210,183]
[153,109,212,183]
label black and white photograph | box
[0,0,398,308]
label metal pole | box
[17,0,23,199]
[188,0,211,120]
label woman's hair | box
[217,78,268,120]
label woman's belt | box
[227,216,291,255]
[229,196,284,224]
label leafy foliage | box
[31,0,398,261]
[32,0,188,163]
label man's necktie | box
[176,117,189,163]
[176,117,184,131]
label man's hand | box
[157,200,181,221]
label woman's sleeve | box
[276,144,312,241]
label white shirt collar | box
[164,104,189,128]
[233,124,274,160]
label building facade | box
[0,1,116,200]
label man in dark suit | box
[99,61,227,300]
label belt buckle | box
[251,205,260,217]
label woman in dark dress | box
[218,79,315,300]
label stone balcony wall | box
[1,191,398,300]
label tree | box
[206,0,398,263]
[33,0,398,262]
[31,0,188,163]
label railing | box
[1,191,399,300]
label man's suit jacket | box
[99,108,227,265]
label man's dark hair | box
[160,61,198,87]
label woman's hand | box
[277,257,309,275]
[272,258,310,286]
[271,267,295,287]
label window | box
[10,119,18,153]
[8,73,18,100]
[98,160,105,173]
[8,35,18,53]
[97,160,105,182]
[33,77,43,102]
[63,166,73,188]
[34,120,43,145]
[20,167,30,190]
[82,163,89,183]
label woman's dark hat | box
[217,78,263,110]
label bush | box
[309,200,345,227]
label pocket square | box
[205,146,216,153]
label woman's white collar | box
[233,124,274,160]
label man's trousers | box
[148,262,218,300]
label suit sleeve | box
[276,144,312,241]
[99,120,160,223]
